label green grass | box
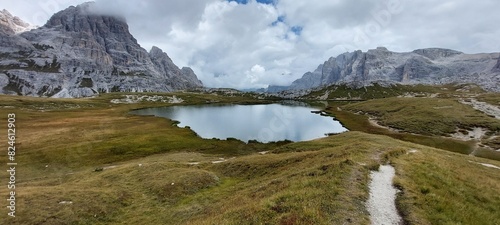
[392,149,500,225]
[341,97,500,136]
[0,93,499,224]
[305,83,486,100]
[476,93,500,107]
[323,101,475,155]
[483,136,500,149]
[3,129,499,224]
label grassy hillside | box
[341,97,500,136]
[305,83,485,100]
[1,93,499,224]
[329,96,500,160]
[477,93,500,107]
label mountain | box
[0,9,37,34]
[266,85,289,93]
[286,47,500,92]
[0,3,202,98]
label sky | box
[3,0,500,89]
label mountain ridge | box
[0,3,202,98]
[274,47,500,92]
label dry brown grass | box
[0,94,499,224]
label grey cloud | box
[2,0,500,89]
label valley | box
[1,86,499,224]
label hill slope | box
[0,94,498,224]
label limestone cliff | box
[287,47,500,92]
[0,3,202,98]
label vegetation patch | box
[305,83,485,100]
[323,101,475,155]
[32,43,54,51]
[79,78,94,88]
[341,97,500,136]
[0,91,499,224]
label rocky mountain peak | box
[284,47,499,92]
[44,2,134,42]
[0,2,203,98]
[149,46,173,62]
[0,9,37,34]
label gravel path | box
[366,165,402,225]
[459,98,500,119]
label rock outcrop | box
[287,47,500,92]
[494,56,500,72]
[0,3,202,98]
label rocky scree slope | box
[0,3,202,98]
[285,47,500,92]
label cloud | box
[2,0,89,25]
[247,64,266,83]
[3,0,500,89]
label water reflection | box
[132,104,348,143]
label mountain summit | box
[284,47,500,92]
[0,9,37,35]
[0,3,202,98]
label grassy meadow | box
[0,88,499,224]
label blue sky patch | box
[291,26,303,36]
[271,15,285,26]
[256,0,275,5]
[227,0,248,4]
[228,0,275,5]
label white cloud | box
[251,64,266,73]
[3,0,500,89]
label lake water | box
[131,103,348,143]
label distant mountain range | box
[268,47,500,92]
[0,3,202,98]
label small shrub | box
[366,163,380,171]
[382,148,407,162]
[420,187,431,195]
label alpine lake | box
[131,102,348,143]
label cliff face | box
[289,47,500,92]
[0,3,202,98]
[494,55,500,72]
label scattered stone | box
[111,95,184,104]
[479,163,500,170]
[451,127,488,141]
[469,161,500,170]
[408,149,418,154]
[103,165,117,170]
[459,99,500,119]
